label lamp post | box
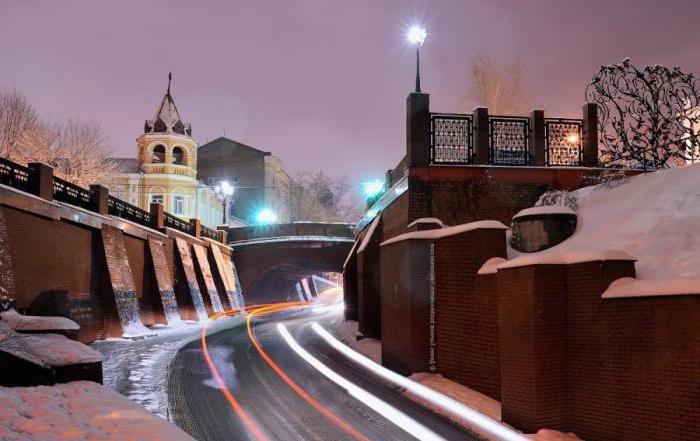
[214,180,234,225]
[407,25,427,93]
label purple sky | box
[2,0,699,182]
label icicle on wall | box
[0,209,16,303]
[192,244,224,313]
[174,238,208,321]
[100,225,149,336]
[211,245,245,311]
[146,237,182,326]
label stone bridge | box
[227,223,355,303]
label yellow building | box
[105,79,224,228]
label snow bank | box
[0,310,79,331]
[499,164,700,297]
[602,276,700,298]
[498,248,635,270]
[381,220,508,247]
[513,205,576,219]
[332,319,381,364]
[0,333,102,368]
[0,381,193,440]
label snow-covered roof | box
[477,257,507,275]
[0,381,193,441]
[497,248,635,270]
[381,220,508,247]
[1,310,79,331]
[406,217,446,229]
[602,277,700,299]
[357,215,381,253]
[0,333,102,368]
[513,205,576,219]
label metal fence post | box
[27,163,54,201]
[89,185,109,215]
[582,103,599,167]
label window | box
[150,194,164,206]
[173,146,185,165]
[173,195,185,215]
[152,145,165,163]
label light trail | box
[310,322,527,441]
[245,303,369,441]
[277,323,446,441]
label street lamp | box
[214,180,234,224]
[406,25,427,93]
[255,208,277,224]
[362,180,385,198]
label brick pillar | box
[473,107,490,165]
[343,249,359,321]
[406,93,431,167]
[529,110,546,166]
[27,163,53,201]
[498,264,568,432]
[385,169,393,189]
[150,203,164,230]
[190,218,202,238]
[582,103,599,167]
[216,225,228,243]
[89,184,109,215]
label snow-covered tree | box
[586,59,700,169]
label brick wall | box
[434,228,506,399]
[343,248,358,321]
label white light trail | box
[276,323,445,441]
[310,322,527,441]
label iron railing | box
[430,113,474,164]
[0,158,32,193]
[164,212,195,236]
[53,177,92,210]
[545,118,583,166]
[489,116,530,166]
[200,225,220,241]
[108,196,152,227]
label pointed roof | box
[144,73,192,136]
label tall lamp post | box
[214,180,234,225]
[407,25,428,93]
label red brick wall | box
[343,248,358,321]
[434,228,507,400]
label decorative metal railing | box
[430,113,474,164]
[545,118,583,166]
[53,177,93,210]
[164,212,195,236]
[200,225,220,241]
[0,157,32,193]
[489,116,530,166]
[108,196,152,227]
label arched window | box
[152,145,165,163]
[173,146,185,165]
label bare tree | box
[288,171,363,223]
[467,52,531,115]
[586,58,700,169]
[0,90,117,186]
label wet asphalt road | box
[168,306,480,441]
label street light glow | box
[567,133,580,144]
[362,180,385,198]
[255,208,277,224]
[218,180,234,196]
[407,25,427,46]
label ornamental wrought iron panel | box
[53,177,92,210]
[108,196,152,227]
[164,212,195,236]
[430,113,474,164]
[545,118,583,166]
[200,225,220,241]
[0,158,32,193]
[489,116,530,165]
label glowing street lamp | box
[406,25,427,93]
[214,180,234,224]
[255,208,277,224]
[567,133,580,145]
[362,180,385,198]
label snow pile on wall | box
[0,310,79,331]
[0,333,102,368]
[501,164,700,297]
[0,381,193,440]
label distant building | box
[104,78,224,228]
[198,137,296,224]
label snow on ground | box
[0,310,79,331]
[0,381,193,441]
[500,164,700,297]
[0,332,102,368]
[91,316,241,419]
[332,319,381,364]
[406,373,582,441]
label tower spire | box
[167,72,172,95]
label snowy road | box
[168,305,479,441]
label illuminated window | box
[173,195,185,215]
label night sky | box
[1,0,698,182]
